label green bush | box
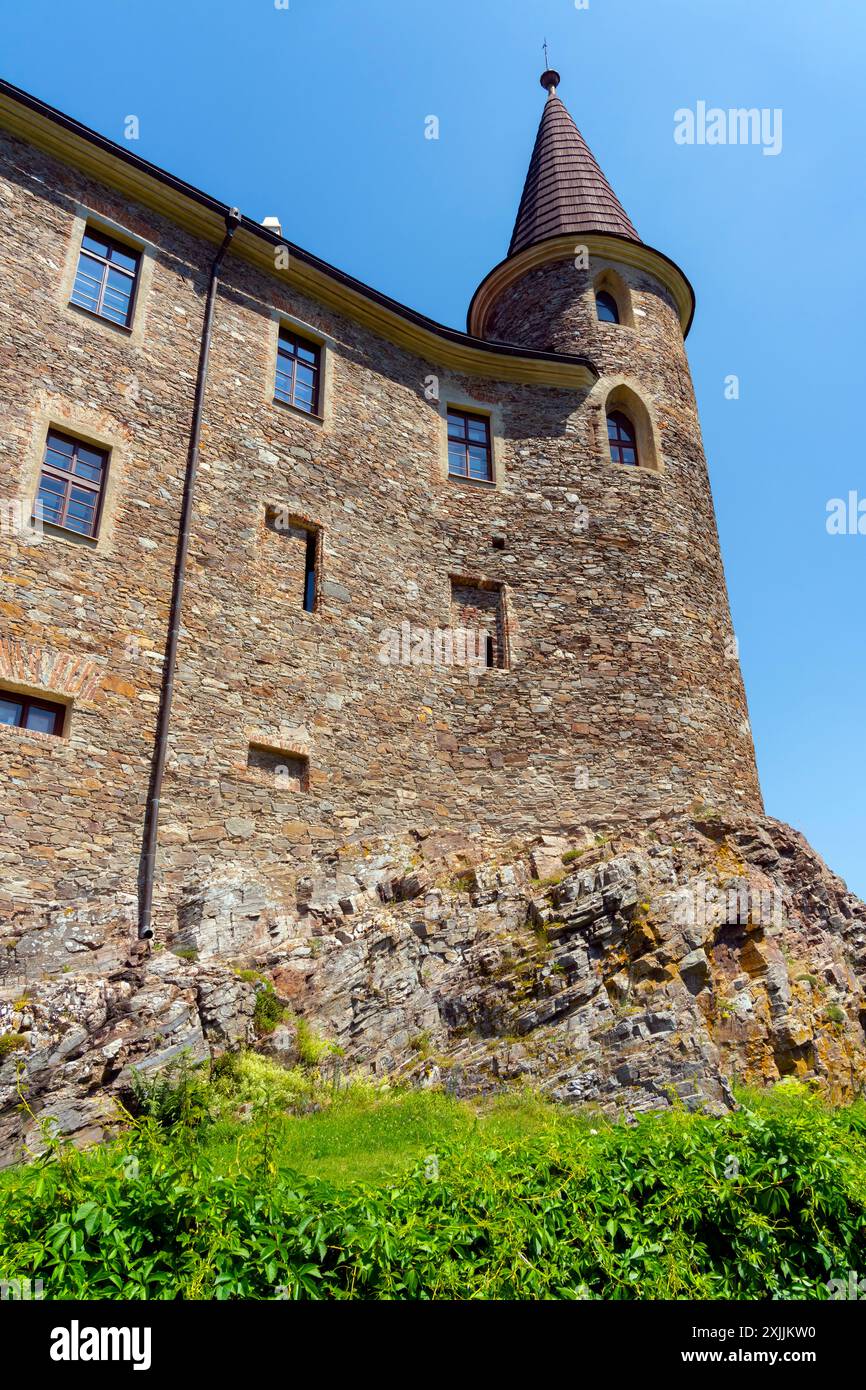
[211,1051,320,1115]
[2,1086,866,1299]
[0,1033,26,1061]
[127,1053,213,1133]
[252,985,287,1036]
[295,1017,341,1067]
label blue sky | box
[2,0,864,894]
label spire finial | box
[540,44,560,97]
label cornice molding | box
[468,233,696,340]
[0,82,598,392]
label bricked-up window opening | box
[447,409,493,482]
[607,411,639,467]
[596,290,620,324]
[70,229,140,327]
[0,690,65,737]
[36,430,108,537]
[247,744,309,792]
[275,329,321,414]
[450,578,508,670]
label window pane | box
[297,344,316,363]
[71,260,103,311]
[467,419,488,442]
[469,447,490,479]
[68,484,96,509]
[26,704,59,735]
[46,433,75,457]
[108,245,139,273]
[0,698,23,726]
[447,413,467,437]
[621,448,636,464]
[101,302,130,326]
[597,292,619,323]
[67,492,97,532]
[37,487,64,525]
[72,446,104,481]
[45,447,75,474]
[448,443,467,475]
[81,232,111,258]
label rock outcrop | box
[2,808,865,1164]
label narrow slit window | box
[275,329,321,414]
[303,527,318,613]
[0,690,65,737]
[36,430,109,537]
[607,411,639,467]
[70,228,140,327]
[447,409,493,482]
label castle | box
[0,70,762,940]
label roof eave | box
[0,76,598,391]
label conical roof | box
[508,73,640,256]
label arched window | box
[607,410,638,466]
[596,290,620,324]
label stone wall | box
[0,128,760,936]
[3,809,865,1162]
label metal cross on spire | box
[539,41,560,96]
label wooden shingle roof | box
[509,83,640,256]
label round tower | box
[469,70,762,816]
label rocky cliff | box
[2,808,865,1164]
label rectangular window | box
[0,690,65,737]
[275,329,321,414]
[35,430,108,538]
[70,228,140,327]
[447,409,493,482]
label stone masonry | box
[0,75,762,940]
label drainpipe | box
[137,207,241,939]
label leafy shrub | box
[127,1053,213,1133]
[2,1088,866,1299]
[0,1033,25,1061]
[252,984,286,1036]
[295,1018,339,1067]
[211,1051,320,1116]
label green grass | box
[203,1087,599,1185]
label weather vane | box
[543,38,550,68]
